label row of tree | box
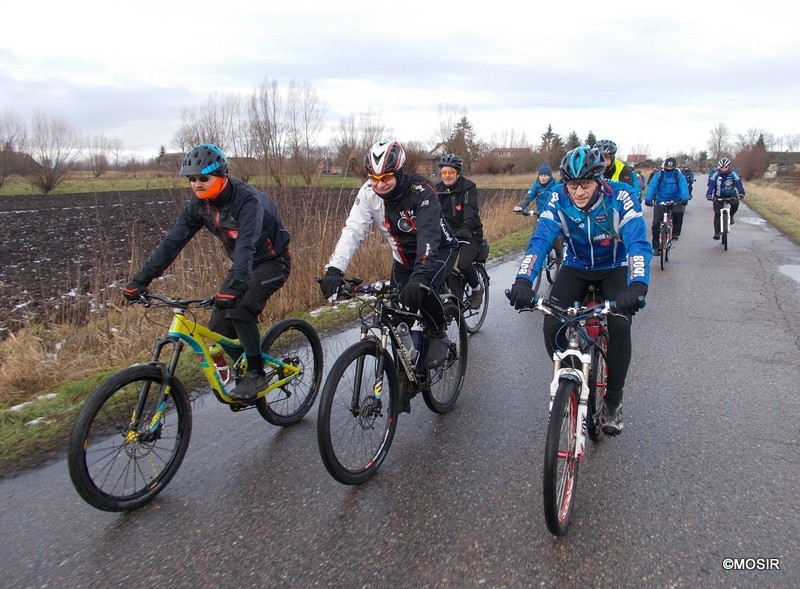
[3,79,798,193]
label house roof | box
[767,151,800,165]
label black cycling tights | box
[542,266,632,395]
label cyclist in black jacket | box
[435,153,485,309]
[123,144,292,403]
[319,139,458,369]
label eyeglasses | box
[565,179,596,191]
[440,169,457,176]
[368,172,395,183]
[188,175,210,183]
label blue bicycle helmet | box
[179,144,228,177]
[559,146,606,181]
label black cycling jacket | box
[135,178,290,285]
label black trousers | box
[712,199,739,233]
[391,246,456,330]
[651,203,685,241]
[543,266,633,397]
[455,239,480,287]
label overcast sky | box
[3,0,799,161]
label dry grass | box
[0,186,529,409]
[745,181,800,245]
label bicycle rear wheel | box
[463,264,489,334]
[587,342,607,443]
[256,318,323,426]
[317,340,399,485]
[543,379,580,536]
[660,226,668,270]
[423,302,468,413]
[67,364,192,511]
[545,248,561,284]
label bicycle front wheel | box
[660,226,668,270]
[721,211,729,250]
[317,340,399,485]
[423,302,468,414]
[463,264,490,334]
[67,364,192,511]
[587,343,607,443]
[543,379,580,536]
[256,318,324,426]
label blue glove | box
[214,278,248,310]
[615,282,647,316]
[398,280,428,311]
[509,278,535,310]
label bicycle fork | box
[549,348,591,460]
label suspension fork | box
[129,337,181,438]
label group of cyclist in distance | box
[122,138,744,436]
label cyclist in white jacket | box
[319,139,458,370]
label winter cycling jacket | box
[518,176,558,214]
[645,169,691,204]
[516,181,651,288]
[136,178,290,285]
[327,172,458,285]
[604,159,641,200]
[706,169,745,198]
[435,175,484,241]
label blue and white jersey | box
[516,181,652,288]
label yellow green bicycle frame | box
[166,311,301,403]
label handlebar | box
[503,289,645,316]
[132,292,215,309]
[513,209,537,217]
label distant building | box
[764,151,800,183]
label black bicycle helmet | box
[595,139,618,156]
[179,144,228,177]
[559,146,606,181]
[438,153,463,173]
[663,157,677,170]
[364,139,406,176]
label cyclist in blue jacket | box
[645,157,691,251]
[514,163,557,215]
[706,157,745,239]
[508,145,652,435]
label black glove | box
[398,280,428,311]
[123,279,149,302]
[319,266,345,301]
[706,195,714,201]
[739,194,745,200]
[644,201,653,207]
[214,278,248,310]
[680,200,688,206]
[615,281,648,316]
[455,227,472,240]
[509,277,535,310]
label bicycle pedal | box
[227,400,256,411]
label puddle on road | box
[738,216,767,225]
[779,265,800,284]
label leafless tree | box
[0,110,27,188]
[109,138,124,171]
[331,110,390,178]
[249,78,287,186]
[86,133,111,177]
[286,79,327,185]
[707,122,733,163]
[775,134,800,151]
[736,127,776,151]
[25,111,80,194]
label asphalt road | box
[2,181,799,588]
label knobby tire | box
[67,364,192,511]
[543,379,580,536]
[256,318,324,426]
